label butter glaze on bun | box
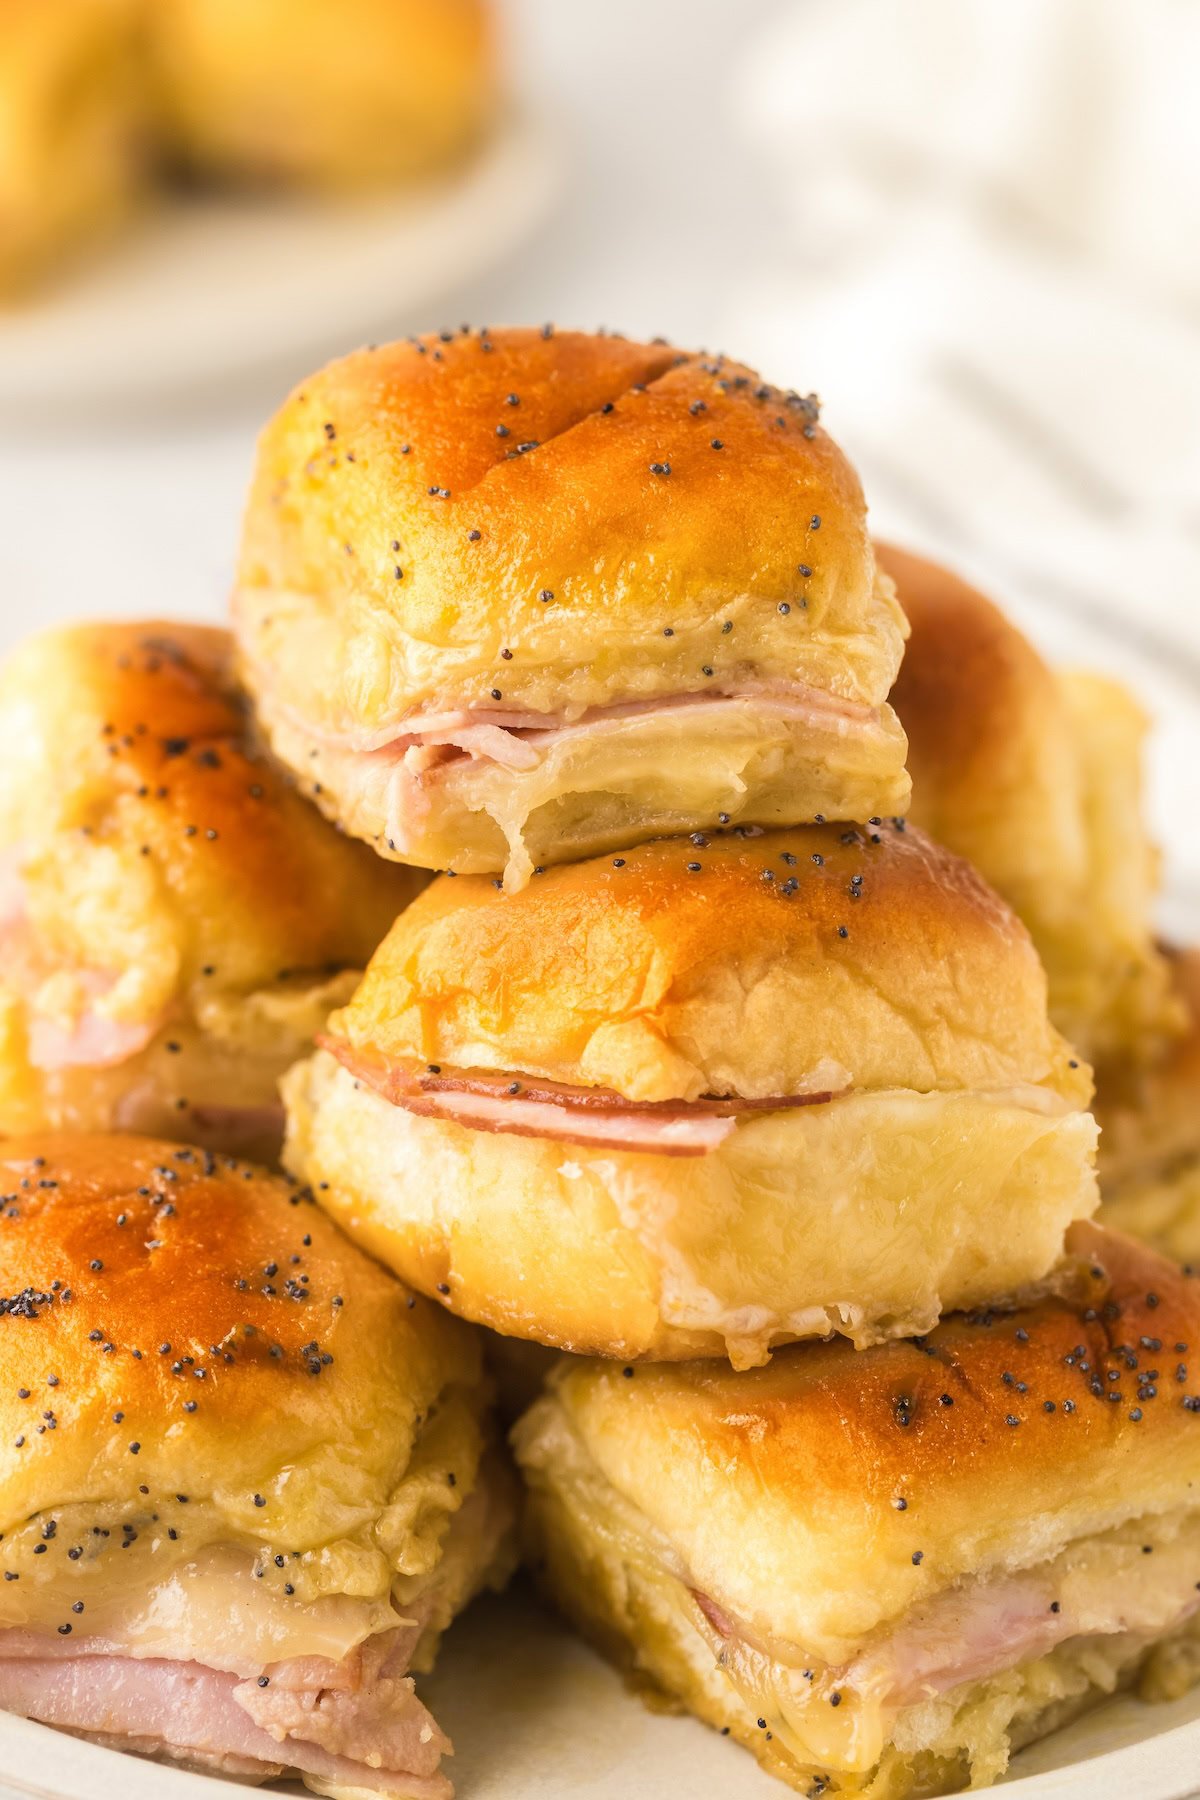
[0,1132,515,1798]
[879,542,1181,1068]
[515,1223,1200,1797]
[0,622,424,1159]
[235,328,911,887]
[284,822,1097,1365]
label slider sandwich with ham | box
[0,1132,515,1799]
[283,819,1100,1367]
[0,623,424,1160]
[234,326,912,891]
[515,1223,1200,1797]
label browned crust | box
[235,329,882,731]
[333,820,1083,1104]
[0,621,422,990]
[554,1222,1199,1534]
[0,1131,478,1532]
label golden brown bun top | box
[0,1132,482,1553]
[333,820,1089,1105]
[0,622,423,1000]
[536,1223,1200,1658]
[879,543,1179,1065]
[879,542,1074,882]
[235,327,907,730]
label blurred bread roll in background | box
[0,0,498,297]
[0,622,424,1159]
[879,541,1182,1069]
[284,819,1097,1366]
[235,328,911,888]
[147,0,496,188]
[0,0,150,296]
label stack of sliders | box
[237,328,1200,1794]
[0,327,1196,1800]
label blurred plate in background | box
[0,107,561,417]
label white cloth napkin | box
[727,0,1200,916]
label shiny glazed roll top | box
[0,1132,515,1799]
[0,622,425,1160]
[283,820,1099,1367]
[234,327,911,888]
[514,1224,1200,1798]
[879,542,1181,1070]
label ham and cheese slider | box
[233,327,911,891]
[879,542,1182,1071]
[1097,946,1200,1261]
[283,819,1098,1368]
[515,1223,1200,1798]
[0,622,424,1161]
[0,1132,515,1798]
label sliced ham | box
[859,1536,1200,1709]
[245,676,899,885]
[320,1038,840,1158]
[266,680,878,757]
[0,1451,513,1796]
[0,1642,449,1799]
[0,857,164,1073]
[691,1521,1200,1720]
[27,1001,160,1072]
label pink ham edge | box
[0,855,164,1072]
[247,678,890,863]
[383,1085,735,1156]
[254,677,879,758]
[27,1002,160,1072]
[691,1538,1200,1717]
[0,1632,450,1800]
[320,1038,840,1159]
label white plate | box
[0,107,562,418]
[2,1585,1200,1800]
